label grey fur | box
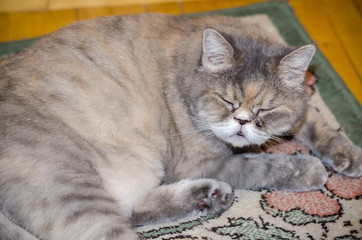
[0,14,361,240]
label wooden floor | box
[0,0,361,104]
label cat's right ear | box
[278,44,316,87]
[202,28,234,71]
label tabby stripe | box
[65,207,120,224]
[60,194,116,205]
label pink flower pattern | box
[326,172,362,199]
[261,132,361,231]
[263,191,341,217]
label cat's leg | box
[131,179,233,226]
[1,169,140,240]
[0,211,38,240]
[214,153,328,191]
[295,106,362,177]
[1,152,141,240]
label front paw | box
[190,179,234,215]
[281,156,328,191]
[324,143,362,177]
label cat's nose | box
[234,117,250,125]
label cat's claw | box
[324,143,362,177]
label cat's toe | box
[193,180,234,215]
[325,144,362,177]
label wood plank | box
[77,8,113,20]
[216,0,267,10]
[42,10,78,34]
[321,0,362,80]
[49,0,126,10]
[111,5,146,15]
[0,0,47,13]
[7,10,77,41]
[146,2,182,14]
[0,14,11,42]
[78,6,147,20]
[289,0,362,104]
[8,12,46,40]
[181,0,218,13]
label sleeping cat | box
[0,14,361,240]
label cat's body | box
[0,14,361,240]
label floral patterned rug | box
[136,167,361,239]
[135,11,362,240]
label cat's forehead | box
[219,78,277,107]
[233,40,289,76]
[244,81,263,101]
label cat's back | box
[0,14,186,148]
[0,14,178,101]
[0,13,280,154]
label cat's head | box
[187,28,315,148]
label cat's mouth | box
[237,131,244,137]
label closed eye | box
[220,96,233,106]
[256,109,265,115]
[213,92,239,112]
[220,96,239,112]
[256,107,275,115]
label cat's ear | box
[202,28,234,71]
[279,44,316,86]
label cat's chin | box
[211,126,267,148]
[224,134,254,148]
[222,131,268,148]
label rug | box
[0,1,361,240]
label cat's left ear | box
[279,44,316,86]
[202,28,234,71]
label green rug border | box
[0,1,361,146]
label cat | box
[0,13,361,240]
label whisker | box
[168,127,209,137]
[262,135,286,150]
[180,130,215,146]
[183,112,210,123]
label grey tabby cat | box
[0,14,361,240]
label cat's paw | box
[324,143,362,177]
[190,179,234,215]
[284,156,328,191]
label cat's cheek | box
[242,125,269,145]
[209,120,240,139]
